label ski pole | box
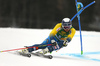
[0,46,36,53]
[0,47,28,53]
[0,44,52,53]
[71,1,95,21]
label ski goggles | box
[62,21,72,26]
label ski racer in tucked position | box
[21,18,76,55]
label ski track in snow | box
[60,51,100,62]
[0,28,100,66]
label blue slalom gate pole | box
[75,0,83,55]
[71,1,95,21]
[71,0,95,55]
[78,15,83,55]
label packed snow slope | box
[0,28,100,66]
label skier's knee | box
[47,46,54,53]
[27,46,38,52]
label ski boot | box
[38,47,50,54]
[34,47,53,59]
[18,49,31,57]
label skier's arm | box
[63,28,76,47]
[49,23,62,39]
[66,27,76,42]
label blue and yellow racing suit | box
[28,23,76,53]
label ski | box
[31,52,53,59]
[15,51,53,59]
[16,51,31,57]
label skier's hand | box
[63,40,68,47]
[63,40,68,44]
[51,40,57,46]
[63,43,68,47]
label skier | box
[21,18,76,55]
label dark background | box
[0,0,99,31]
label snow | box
[0,28,100,66]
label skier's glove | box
[63,40,68,47]
[51,40,57,46]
